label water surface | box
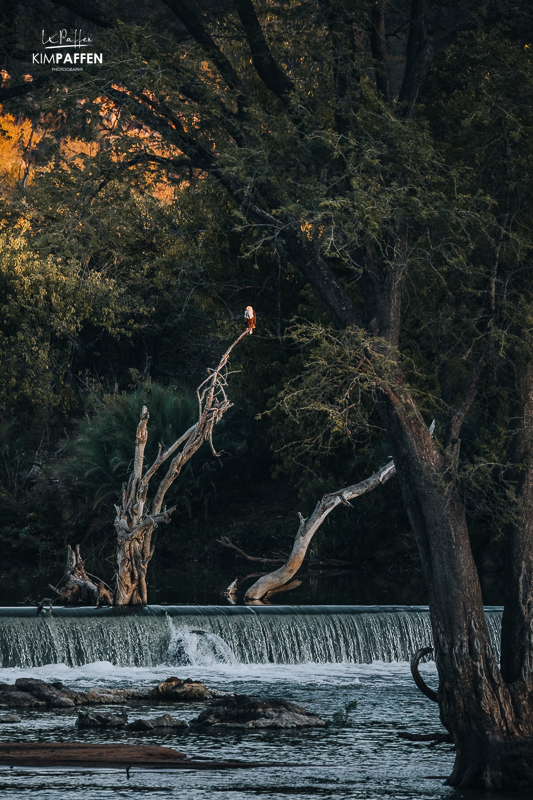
[0,605,482,799]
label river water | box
[0,606,512,800]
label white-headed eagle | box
[244,305,256,333]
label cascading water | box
[0,606,503,668]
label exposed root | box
[410,647,438,702]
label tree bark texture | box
[378,385,533,787]
[113,330,250,605]
[501,363,533,716]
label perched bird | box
[244,305,256,333]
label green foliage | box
[0,228,128,418]
[55,382,198,526]
[1,1,533,592]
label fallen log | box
[0,743,288,769]
[244,459,396,601]
[243,421,435,601]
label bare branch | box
[244,457,397,601]
[218,536,285,564]
[410,647,438,702]
[126,406,149,516]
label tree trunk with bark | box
[378,377,533,788]
[500,362,533,728]
[113,330,251,605]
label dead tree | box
[243,458,397,602]
[114,329,250,605]
[49,545,113,606]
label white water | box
[0,606,503,667]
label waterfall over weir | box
[0,606,502,669]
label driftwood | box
[410,647,438,702]
[48,545,112,607]
[114,329,251,605]
[242,421,435,601]
[36,597,54,616]
[243,458,396,601]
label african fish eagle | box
[244,305,256,333]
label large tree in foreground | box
[3,0,533,788]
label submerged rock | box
[0,689,46,709]
[0,713,21,723]
[193,695,326,729]
[128,714,189,732]
[77,710,128,728]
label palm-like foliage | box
[58,383,198,515]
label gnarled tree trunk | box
[114,329,251,605]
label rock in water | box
[128,714,189,732]
[155,677,213,702]
[128,718,156,731]
[0,690,46,709]
[193,695,326,729]
[152,714,189,729]
[14,678,75,708]
[77,710,128,728]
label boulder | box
[128,714,189,732]
[155,677,213,702]
[0,713,21,723]
[128,718,155,731]
[0,691,46,709]
[76,710,128,728]
[14,679,75,708]
[193,695,326,729]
